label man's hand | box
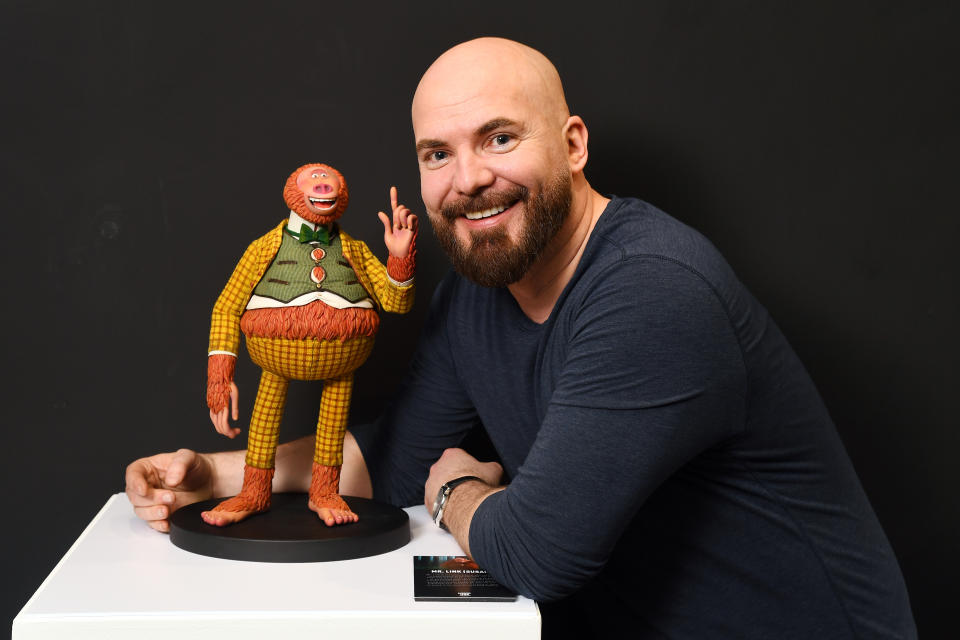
[424,448,505,555]
[124,449,215,533]
[424,448,503,513]
[378,186,418,258]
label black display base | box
[169,493,409,563]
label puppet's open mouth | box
[308,197,338,210]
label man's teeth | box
[465,205,507,220]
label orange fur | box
[211,465,274,512]
[309,462,351,512]
[283,163,349,225]
[387,232,417,282]
[240,301,380,341]
[206,353,236,411]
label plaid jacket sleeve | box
[343,234,415,315]
[207,237,265,355]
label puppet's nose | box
[315,183,334,194]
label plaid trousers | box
[243,335,375,468]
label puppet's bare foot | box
[200,507,258,527]
[308,462,358,527]
[200,465,274,527]
[308,497,359,527]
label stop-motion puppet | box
[202,163,417,527]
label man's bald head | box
[412,38,570,135]
[411,38,592,289]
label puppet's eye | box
[321,173,327,178]
[311,173,319,178]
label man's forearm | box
[340,431,373,498]
[271,435,315,493]
[205,432,372,498]
[442,481,504,556]
[205,447,246,498]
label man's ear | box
[563,115,589,173]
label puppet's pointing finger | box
[378,211,392,234]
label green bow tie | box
[288,223,329,244]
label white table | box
[13,494,540,639]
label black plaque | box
[169,493,409,562]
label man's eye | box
[429,151,448,162]
[489,133,518,152]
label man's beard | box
[432,171,572,288]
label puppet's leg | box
[308,373,359,526]
[201,370,288,527]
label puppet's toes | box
[200,465,274,527]
[307,462,358,527]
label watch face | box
[432,487,448,522]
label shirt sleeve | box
[353,273,480,507]
[468,256,748,601]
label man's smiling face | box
[412,41,573,287]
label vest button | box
[310,266,326,284]
[311,247,326,262]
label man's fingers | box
[148,520,170,533]
[134,504,169,522]
[164,449,195,487]
[390,185,398,211]
[484,461,505,484]
[126,486,161,508]
[124,461,150,497]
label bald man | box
[127,39,915,638]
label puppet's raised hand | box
[207,354,240,438]
[378,186,418,258]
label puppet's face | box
[283,164,349,225]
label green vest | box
[252,227,369,304]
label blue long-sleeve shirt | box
[354,197,915,639]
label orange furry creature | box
[202,163,417,527]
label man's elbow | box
[479,542,602,602]
[508,562,598,602]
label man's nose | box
[314,183,334,194]
[452,152,495,195]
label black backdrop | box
[2,1,956,635]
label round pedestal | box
[169,493,409,562]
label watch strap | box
[431,475,482,529]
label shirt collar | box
[287,210,316,233]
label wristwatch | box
[431,475,482,530]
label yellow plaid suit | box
[209,221,415,468]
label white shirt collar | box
[287,210,316,233]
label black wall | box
[3,1,956,635]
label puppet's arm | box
[206,239,262,434]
